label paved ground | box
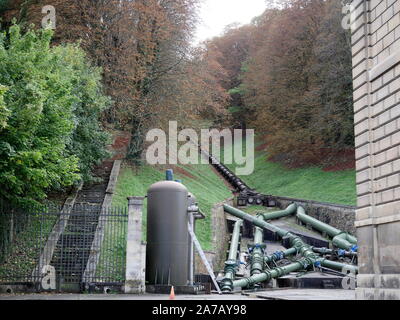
[243,289,355,300]
[0,289,355,300]
[0,293,262,300]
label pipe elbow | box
[284,203,298,214]
[296,206,306,215]
[332,233,353,250]
[261,203,297,221]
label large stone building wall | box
[351,0,400,299]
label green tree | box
[0,85,8,129]
[0,0,8,13]
[53,45,111,182]
[0,24,109,205]
[240,0,353,165]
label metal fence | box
[0,202,128,293]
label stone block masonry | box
[351,0,400,300]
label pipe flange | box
[220,278,234,293]
[272,251,284,261]
[350,245,358,252]
[303,257,315,269]
[224,260,237,274]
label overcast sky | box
[194,0,267,45]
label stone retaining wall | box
[274,196,357,235]
[195,198,233,274]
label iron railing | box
[0,202,128,292]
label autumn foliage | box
[1,0,227,162]
[0,0,355,173]
[203,0,354,166]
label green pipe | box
[224,204,289,237]
[223,205,360,290]
[296,207,357,251]
[224,205,317,258]
[313,247,334,254]
[312,247,333,255]
[346,234,358,245]
[317,259,358,274]
[332,233,354,251]
[312,247,357,258]
[228,220,242,261]
[225,206,317,256]
[296,206,341,237]
[250,216,265,277]
[264,247,297,264]
[220,220,242,292]
[232,258,312,289]
[254,225,264,245]
[262,203,297,221]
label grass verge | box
[222,136,356,206]
[0,211,57,282]
[112,161,232,251]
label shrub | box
[0,85,8,129]
[0,24,110,205]
[53,45,111,182]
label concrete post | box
[125,197,146,294]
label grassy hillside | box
[112,162,232,251]
[222,137,357,206]
[111,133,356,254]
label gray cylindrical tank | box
[146,181,189,286]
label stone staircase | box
[49,162,113,291]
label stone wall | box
[274,196,356,234]
[351,0,400,300]
[194,198,233,274]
